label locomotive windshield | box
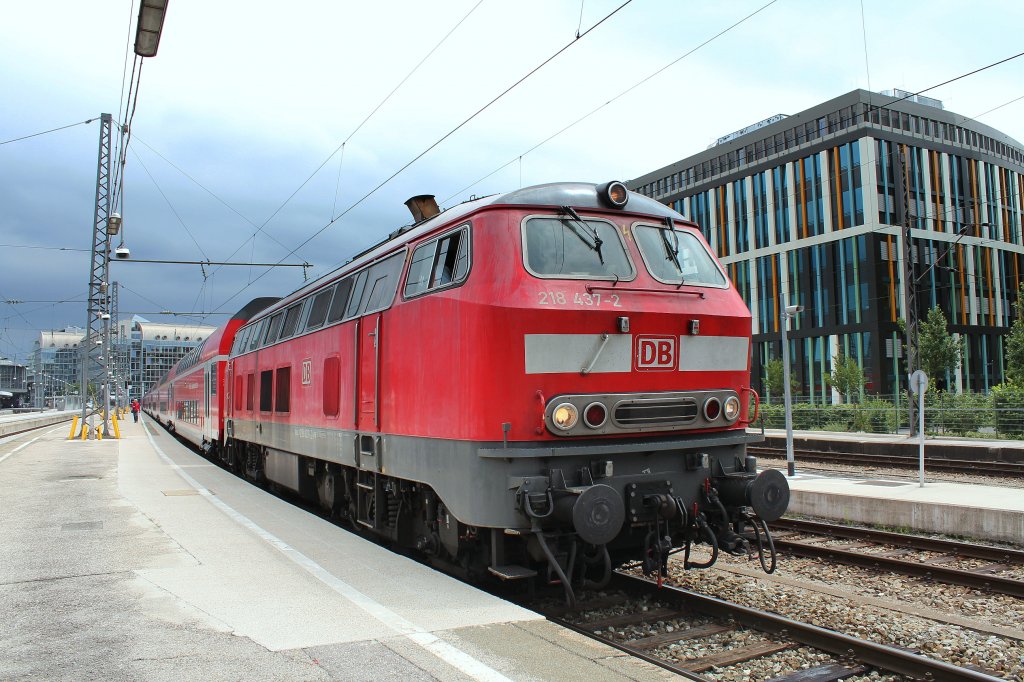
[633,225,727,287]
[523,216,634,279]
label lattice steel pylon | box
[78,113,114,438]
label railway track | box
[535,572,1002,680]
[769,518,1024,599]
[748,445,1024,478]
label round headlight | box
[597,181,629,208]
[583,402,607,429]
[723,395,741,422]
[552,403,579,430]
[703,397,722,422]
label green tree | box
[1005,282,1024,384]
[763,358,798,404]
[917,306,963,387]
[829,351,866,404]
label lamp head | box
[114,246,131,259]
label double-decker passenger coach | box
[147,181,788,604]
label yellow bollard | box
[112,415,121,439]
[96,425,103,440]
[69,415,79,440]
[80,423,89,440]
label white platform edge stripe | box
[141,421,514,682]
[0,435,40,465]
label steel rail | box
[611,572,1002,681]
[547,614,711,681]
[771,518,1024,563]
[771,538,1024,599]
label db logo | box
[634,335,676,371]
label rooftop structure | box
[630,88,1024,399]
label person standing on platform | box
[131,399,140,423]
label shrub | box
[991,383,1024,437]
[924,391,991,435]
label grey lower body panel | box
[227,418,759,529]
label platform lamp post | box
[781,303,804,477]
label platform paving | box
[0,417,673,681]
[785,471,1024,544]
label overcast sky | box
[2,0,1022,364]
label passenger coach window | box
[345,252,404,318]
[275,366,290,413]
[323,357,340,417]
[523,217,634,280]
[405,226,470,297]
[305,287,334,331]
[633,225,727,287]
[259,370,273,412]
[327,278,353,324]
[264,312,284,345]
[246,373,255,411]
[280,302,303,339]
[248,320,266,351]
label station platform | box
[0,417,673,681]
[756,429,1024,545]
[0,409,76,438]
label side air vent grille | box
[614,397,698,427]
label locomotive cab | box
[461,182,790,603]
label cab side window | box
[405,226,470,298]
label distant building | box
[31,319,216,406]
[0,357,29,407]
[630,89,1024,399]
[118,318,217,401]
[31,328,85,407]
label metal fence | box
[757,392,1024,439]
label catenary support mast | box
[79,113,113,437]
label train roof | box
[248,182,692,321]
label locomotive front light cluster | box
[703,397,721,421]
[723,395,741,422]
[552,403,579,430]
[583,402,607,429]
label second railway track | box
[748,445,1024,478]
[769,518,1024,599]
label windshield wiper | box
[662,217,683,279]
[560,206,604,265]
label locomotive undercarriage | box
[218,431,788,606]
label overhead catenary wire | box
[129,146,211,261]
[213,0,488,280]
[210,0,635,315]
[0,118,98,146]
[442,0,781,204]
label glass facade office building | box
[630,89,1024,399]
[31,320,215,405]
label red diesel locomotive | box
[146,181,788,604]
